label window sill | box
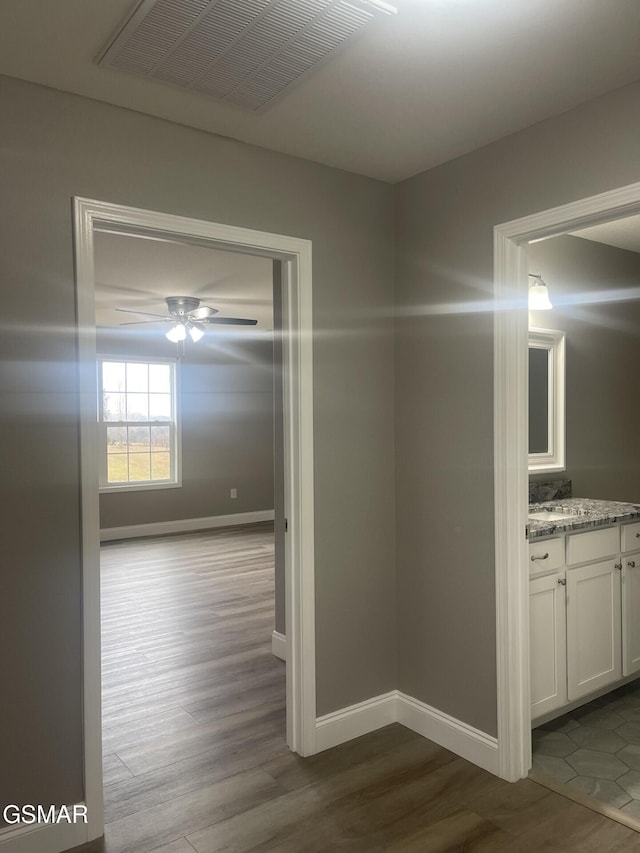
[99,481,182,495]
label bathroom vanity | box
[528,498,640,723]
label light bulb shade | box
[166,322,187,342]
[188,322,205,343]
[528,283,553,310]
[528,274,553,310]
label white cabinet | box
[529,537,564,576]
[529,519,640,721]
[529,571,567,717]
[622,553,640,676]
[621,521,640,553]
[621,524,640,678]
[566,526,618,566]
[566,558,621,701]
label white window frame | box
[527,327,566,474]
[97,356,182,492]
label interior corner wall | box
[528,235,640,504]
[97,329,275,530]
[393,79,640,737]
[0,73,395,817]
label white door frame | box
[73,197,317,842]
[494,180,640,782]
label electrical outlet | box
[230,488,237,499]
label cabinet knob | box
[636,533,640,538]
[557,578,566,586]
[615,563,623,570]
[531,552,549,562]
[629,561,636,568]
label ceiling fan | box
[115,296,257,343]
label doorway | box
[493,179,640,783]
[74,198,316,842]
[94,231,282,832]
[525,223,640,822]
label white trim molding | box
[271,630,287,661]
[315,691,499,775]
[494,179,640,782]
[74,197,316,841]
[315,692,397,752]
[0,811,88,853]
[397,692,499,776]
[100,510,275,542]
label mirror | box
[528,327,565,473]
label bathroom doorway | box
[526,219,640,823]
[493,179,640,784]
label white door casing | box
[494,179,640,782]
[73,198,316,842]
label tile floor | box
[532,680,640,820]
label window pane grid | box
[100,359,177,489]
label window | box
[98,358,180,491]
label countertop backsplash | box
[529,479,572,504]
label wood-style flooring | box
[72,524,640,853]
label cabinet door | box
[566,559,621,701]
[530,572,567,719]
[623,552,640,677]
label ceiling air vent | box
[98,0,396,112]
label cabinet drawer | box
[529,537,564,576]
[566,526,619,566]
[621,521,640,553]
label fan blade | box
[119,319,169,326]
[190,306,219,320]
[203,317,258,326]
[114,308,170,319]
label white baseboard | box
[396,691,499,776]
[271,630,287,661]
[0,813,88,853]
[314,690,500,776]
[100,510,275,542]
[315,691,397,752]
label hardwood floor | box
[72,524,640,853]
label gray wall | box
[394,79,640,736]
[0,75,395,814]
[97,328,275,529]
[529,236,640,503]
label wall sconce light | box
[528,273,553,310]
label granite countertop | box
[527,497,640,540]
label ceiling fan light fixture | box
[117,296,257,339]
[166,322,187,343]
[188,322,205,343]
[528,274,553,310]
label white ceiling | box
[2,0,640,182]
[571,215,640,255]
[93,231,274,331]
